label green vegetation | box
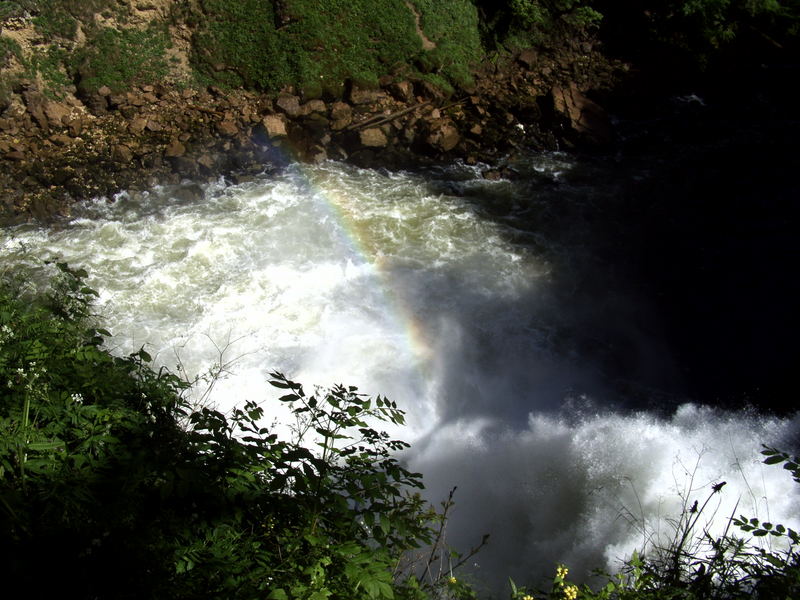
[0,261,478,600]
[474,0,603,49]
[190,0,424,94]
[71,24,173,93]
[2,0,798,101]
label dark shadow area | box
[414,75,799,415]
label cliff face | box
[0,0,621,222]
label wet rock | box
[359,127,388,147]
[173,183,204,202]
[169,155,198,176]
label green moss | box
[414,0,483,87]
[72,24,172,93]
[190,0,425,92]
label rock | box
[67,118,83,136]
[112,144,133,163]
[330,101,352,121]
[517,49,537,68]
[49,134,73,146]
[197,154,216,170]
[217,120,239,136]
[359,127,388,147]
[303,99,327,113]
[164,139,186,157]
[276,93,302,117]
[43,101,71,127]
[173,183,204,202]
[550,84,612,145]
[97,86,113,97]
[426,122,460,152]
[130,117,148,133]
[262,114,288,138]
[388,81,414,103]
[145,119,162,132]
[169,155,198,176]
[23,91,49,130]
[3,151,26,161]
[415,80,446,101]
[349,85,380,105]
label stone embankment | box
[0,50,615,223]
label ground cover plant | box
[0,260,480,599]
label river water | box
[2,118,799,594]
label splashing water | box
[2,157,798,595]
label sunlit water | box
[2,157,798,595]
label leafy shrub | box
[474,0,603,49]
[0,261,475,600]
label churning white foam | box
[2,159,797,596]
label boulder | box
[129,116,148,133]
[217,120,239,136]
[276,93,303,117]
[303,99,327,114]
[262,114,288,138]
[349,85,380,105]
[426,121,460,152]
[22,91,49,130]
[549,84,612,145]
[330,101,351,121]
[43,101,71,128]
[359,127,388,148]
[388,81,414,103]
[49,134,73,146]
[164,139,186,158]
[112,144,133,163]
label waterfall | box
[3,155,798,595]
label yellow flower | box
[448,576,457,585]
[556,565,569,580]
[521,595,534,600]
[562,584,578,600]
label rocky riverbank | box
[0,45,618,224]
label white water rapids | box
[2,157,798,595]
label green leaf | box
[267,589,288,600]
[763,455,785,465]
